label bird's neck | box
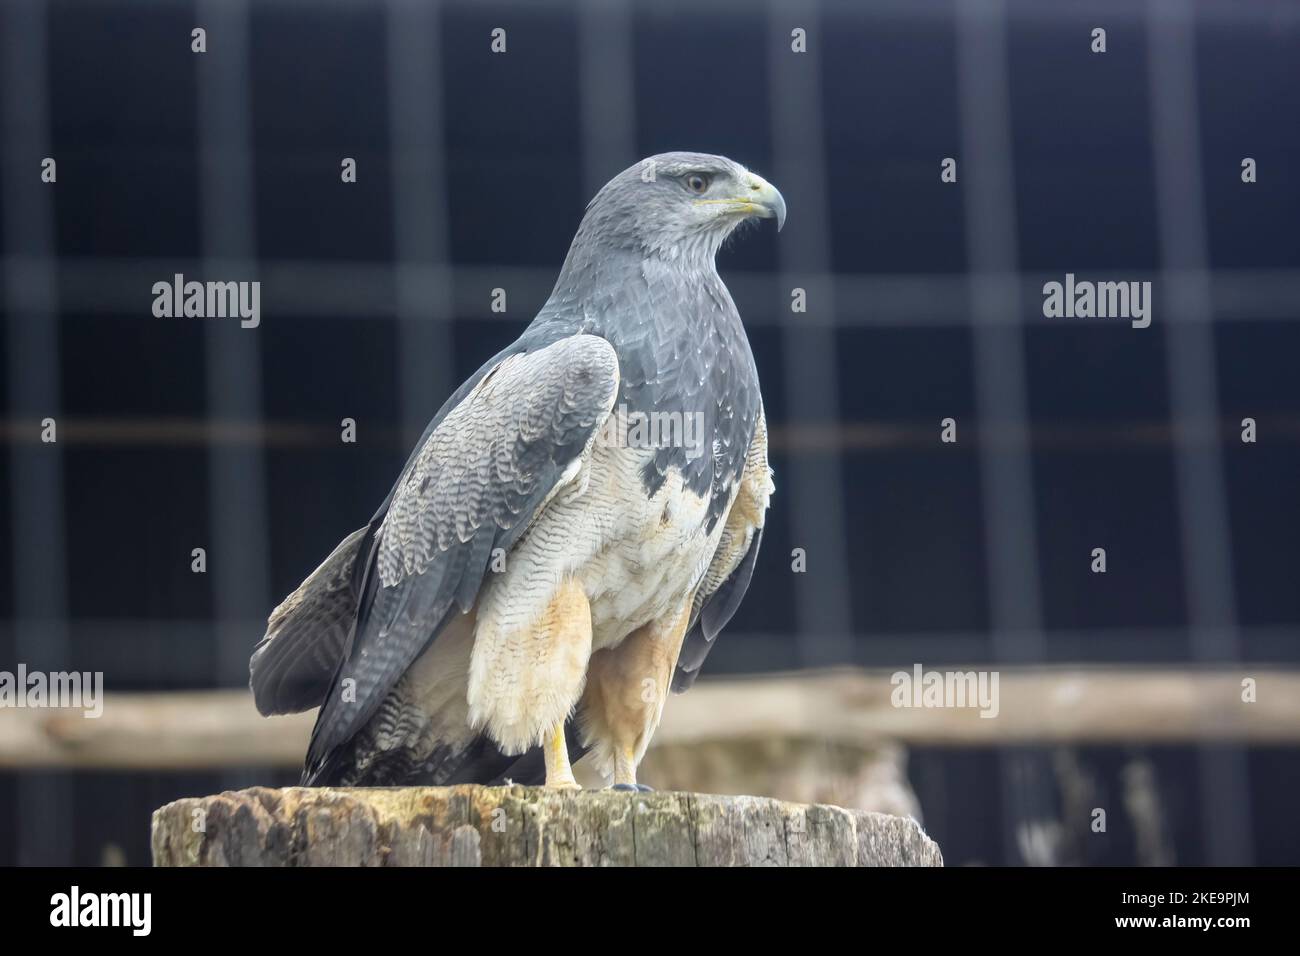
[544,236,733,334]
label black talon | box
[635,783,654,792]
[611,783,639,792]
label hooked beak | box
[694,172,787,231]
[746,174,787,231]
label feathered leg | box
[578,597,692,789]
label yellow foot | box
[543,723,581,790]
[611,746,638,789]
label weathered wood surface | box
[151,785,943,867]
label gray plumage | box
[306,338,619,779]
[250,152,780,787]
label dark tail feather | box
[250,526,369,716]
[302,718,588,788]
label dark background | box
[1,0,1297,866]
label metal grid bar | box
[956,0,1053,865]
[1147,0,1253,866]
[578,0,636,198]
[956,0,1044,660]
[17,256,1300,325]
[196,0,271,687]
[195,0,270,799]
[1,0,73,866]
[388,0,455,449]
[768,0,855,668]
[111,0,1300,27]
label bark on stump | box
[151,785,942,867]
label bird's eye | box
[685,173,711,194]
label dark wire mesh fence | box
[2,0,1298,864]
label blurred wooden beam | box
[659,666,1299,747]
[0,690,310,770]
[1,666,1297,770]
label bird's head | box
[574,151,786,264]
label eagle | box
[250,152,780,790]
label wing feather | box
[303,334,620,782]
[673,408,772,692]
[248,526,369,715]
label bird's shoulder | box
[379,334,620,581]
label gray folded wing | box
[303,334,620,781]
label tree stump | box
[151,785,942,867]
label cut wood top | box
[151,785,943,867]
